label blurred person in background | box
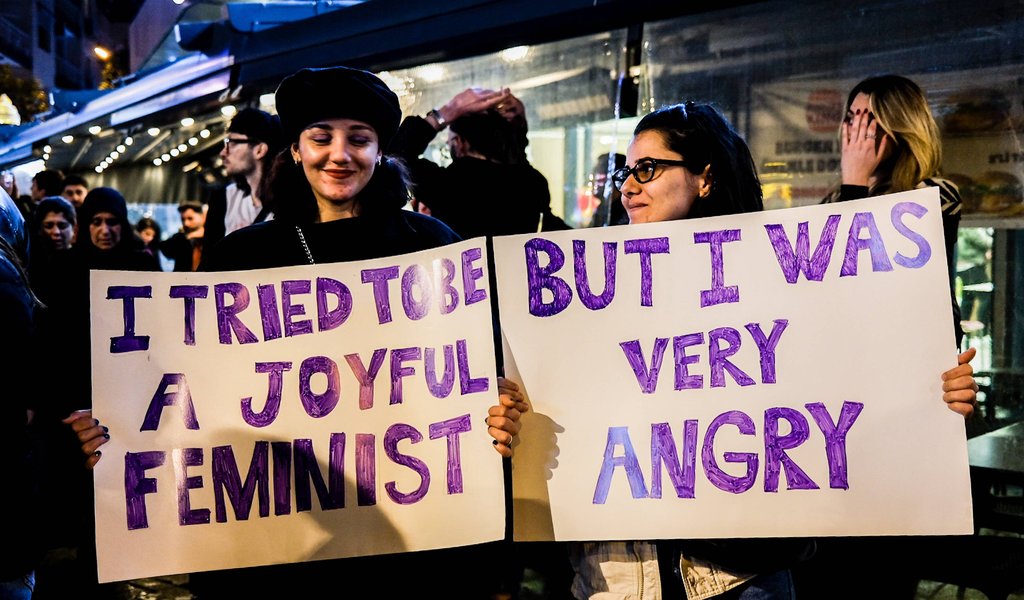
[30,187,160,599]
[822,74,964,346]
[18,169,63,221]
[391,87,569,238]
[0,187,44,600]
[159,199,205,271]
[205,107,285,248]
[134,215,162,260]
[27,196,76,286]
[60,175,89,209]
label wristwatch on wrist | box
[427,108,448,130]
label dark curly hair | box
[633,102,763,219]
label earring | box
[376,156,382,166]
[292,155,300,165]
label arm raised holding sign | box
[545,102,979,600]
[65,66,528,598]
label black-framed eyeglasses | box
[611,158,689,190]
[223,137,255,149]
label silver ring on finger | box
[865,134,875,139]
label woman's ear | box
[290,143,300,165]
[698,164,713,199]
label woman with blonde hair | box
[825,74,964,344]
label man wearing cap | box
[204,107,284,248]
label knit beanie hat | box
[79,187,129,228]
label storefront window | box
[381,29,632,227]
[642,0,1024,426]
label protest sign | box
[90,239,504,582]
[494,188,974,541]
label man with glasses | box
[204,108,284,247]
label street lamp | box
[94,46,112,61]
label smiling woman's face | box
[620,130,706,224]
[292,118,381,218]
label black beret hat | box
[274,66,401,148]
[227,108,285,153]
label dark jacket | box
[0,188,43,579]
[389,116,570,239]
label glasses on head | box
[223,137,255,149]
[611,158,689,190]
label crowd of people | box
[3,67,982,600]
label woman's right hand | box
[438,87,510,124]
[62,410,109,470]
[841,109,890,187]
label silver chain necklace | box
[295,225,315,265]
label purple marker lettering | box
[573,240,617,310]
[293,435,345,511]
[361,266,400,324]
[623,237,669,307]
[702,411,757,493]
[256,284,282,341]
[672,333,704,390]
[214,283,258,344]
[429,414,471,494]
[424,345,456,398]
[525,238,572,317]
[694,229,741,307]
[708,328,755,388]
[317,277,352,331]
[241,362,293,428]
[390,347,421,405]
[107,285,152,353]
[298,356,340,418]
[619,338,668,393]
[356,433,376,506]
[462,247,487,305]
[172,448,210,526]
[211,442,270,522]
[140,373,200,431]
[744,320,789,384]
[891,202,932,269]
[169,285,208,346]
[125,450,166,530]
[806,401,864,489]
[433,257,459,315]
[271,441,292,515]
[763,407,817,492]
[841,212,893,276]
[650,421,697,499]
[593,426,648,504]
[401,264,432,321]
[456,339,489,394]
[384,424,430,505]
[282,279,313,337]
[345,349,387,410]
[764,215,841,283]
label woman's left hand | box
[942,348,980,418]
[487,377,529,457]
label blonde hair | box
[845,75,942,194]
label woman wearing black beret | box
[68,66,528,598]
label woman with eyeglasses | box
[567,101,978,600]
